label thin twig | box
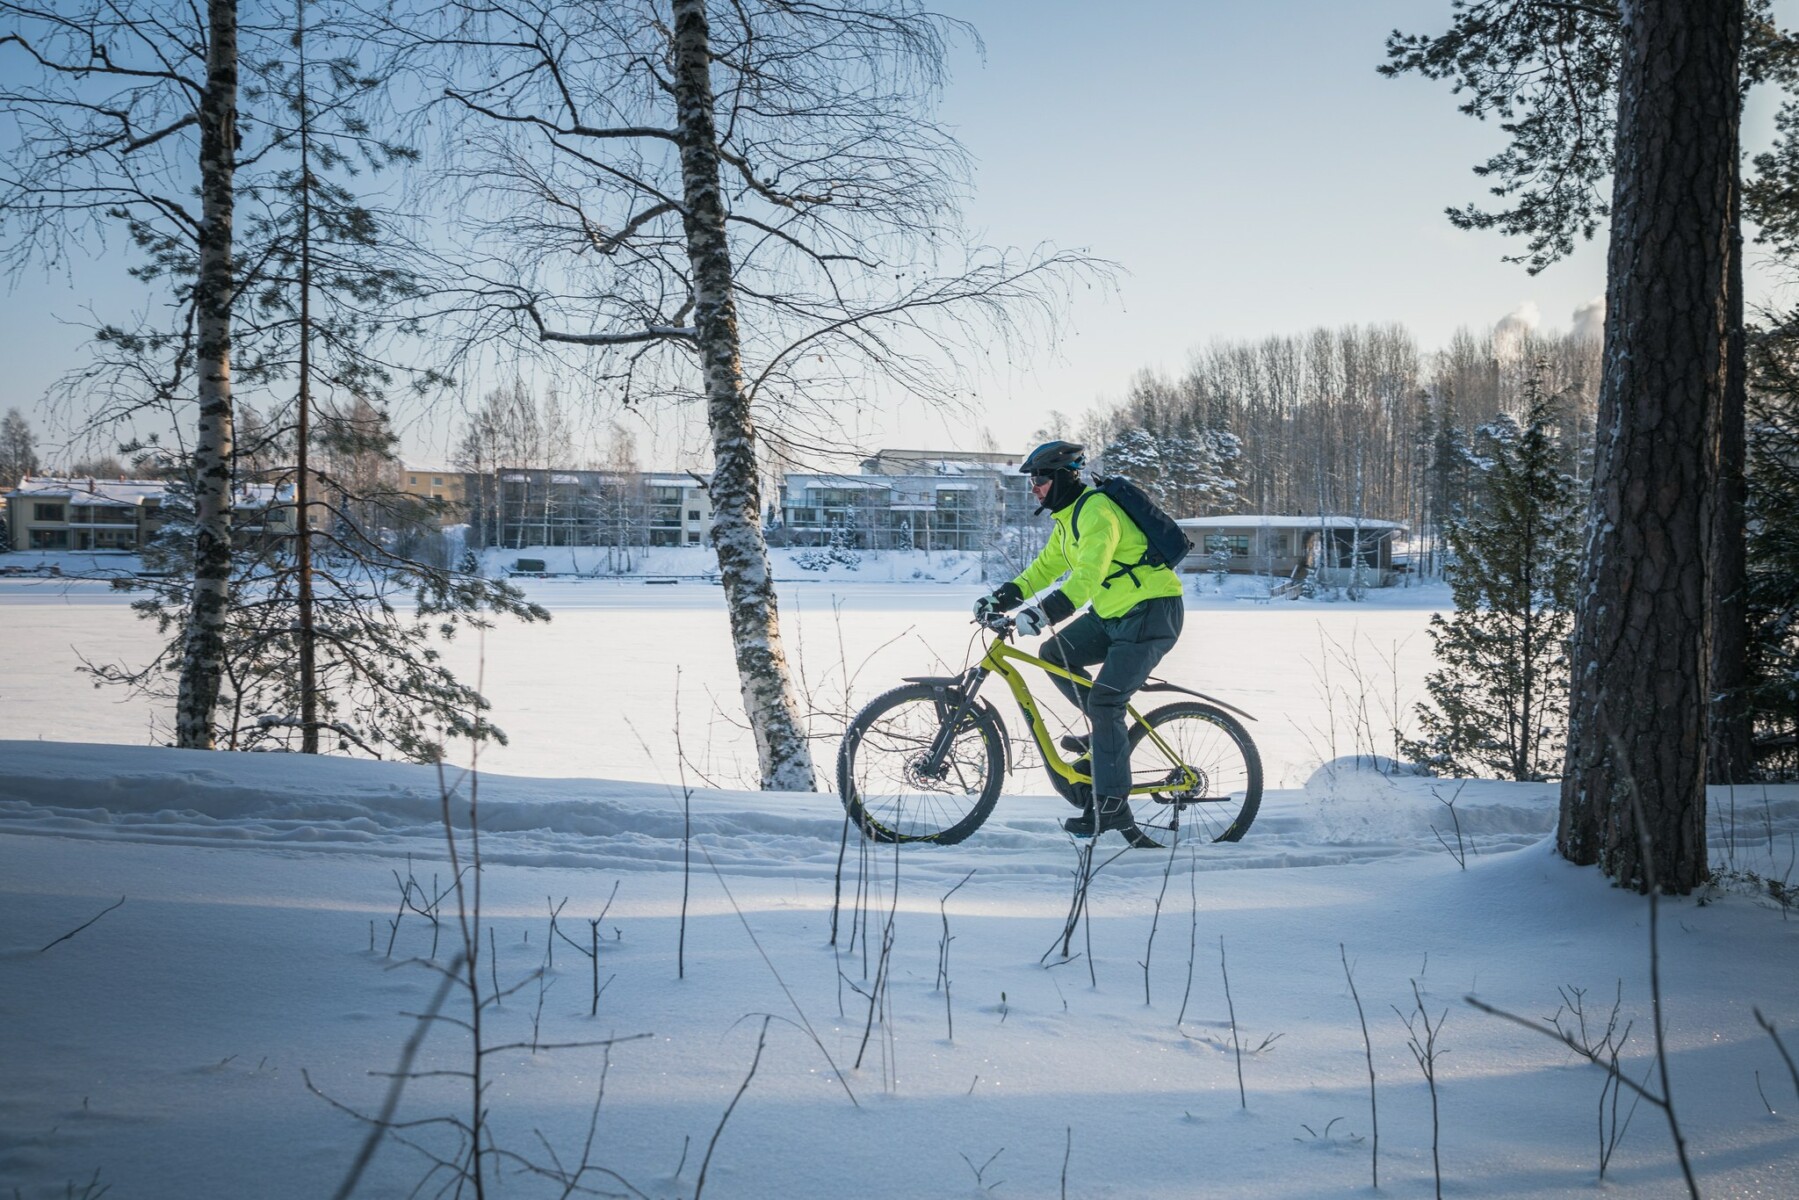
[699,845,858,1107]
[693,1016,770,1200]
[39,895,125,952]
[1755,1007,1799,1102]
[1222,935,1246,1108]
[316,959,462,1200]
[1341,943,1378,1189]
[938,869,975,1041]
[1177,848,1199,1028]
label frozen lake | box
[0,575,1448,790]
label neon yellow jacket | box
[1011,488,1184,621]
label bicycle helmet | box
[1019,440,1085,476]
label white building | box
[1177,514,1407,587]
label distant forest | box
[1061,321,1601,565]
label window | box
[1204,534,1249,556]
[432,476,443,486]
[810,487,873,508]
[687,509,700,521]
[29,528,68,549]
[408,476,417,485]
[33,502,65,522]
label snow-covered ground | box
[3,576,1798,1199]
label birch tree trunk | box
[668,0,816,790]
[175,0,240,749]
[1558,0,1740,893]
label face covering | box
[1038,469,1084,514]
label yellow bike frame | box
[971,633,1200,797]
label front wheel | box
[837,683,1006,844]
[1121,702,1263,848]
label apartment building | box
[459,468,713,550]
[7,477,169,551]
[5,476,298,552]
[779,453,1036,552]
[399,466,466,523]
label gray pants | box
[1038,596,1185,801]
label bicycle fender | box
[900,676,1015,776]
[1138,679,1257,722]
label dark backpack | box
[1070,476,1193,581]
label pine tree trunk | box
[668,0,816,791]
[1709,148,1752,784]
[296,15,320,755]
[175,0,240,749]
[1558,0,1740,893]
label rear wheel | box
[837,683,1006,844]
[1120,702,1262,848]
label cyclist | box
[974,440,1186,837]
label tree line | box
[1071,321,1600,565]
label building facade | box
[4,477,298,553]
[778,453,1037,553]
[458,468,714,551]
[399,467,467,523]
[1176,514,1406,586]
[7,478,167,551]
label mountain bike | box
[836,610,1263,847]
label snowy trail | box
[6,741,1796,892]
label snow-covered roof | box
[14,477,167,507]
[10,476,295,515]
[860,449,1020,476]
[1178,514,1407,532]
[788,476,888,491]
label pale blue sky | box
[897,0,1791,449]
[3,1,1792,467]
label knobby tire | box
[837,683,1005,844]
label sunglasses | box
[1030,471,1055,485]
